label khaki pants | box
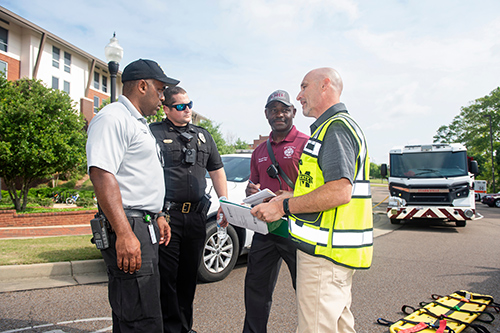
[296,250,356,333]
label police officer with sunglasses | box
[150,86,228,333]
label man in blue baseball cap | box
[87,59,179,332]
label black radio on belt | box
[180,132,196,165]
[90,214,110,250]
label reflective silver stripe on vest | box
[351,182,371,197]
[290,221,329,245]
[303,139,322,157]
[290,221,373,247]
[332,230,373,247]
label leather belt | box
[123,209,155,218]
[165,201,201,214]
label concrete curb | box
[0,259,107,293]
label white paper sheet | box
[242,188,276,206]
[219,200,270,234]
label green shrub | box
[32,197,54,207]
[76,197,97,208]
[1,192,12,207]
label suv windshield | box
[206,155,251,182]
[390,151,468,178]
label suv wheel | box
[198,221,240,283]
[495,199,500,208]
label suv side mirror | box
[381,164,388,178]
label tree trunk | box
[21,180,30,211]
[4,179,21,211]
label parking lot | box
[1,186,499,332]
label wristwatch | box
[283,198,291,216]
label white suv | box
[198,154,254,282]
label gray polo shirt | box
[310,103,359,185]
[86,95,165,212]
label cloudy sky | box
[3,0,500,163]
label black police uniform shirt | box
[150,118,223,203]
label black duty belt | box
[165,201,201,214]
[124,209,156,218]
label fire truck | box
[381,143,480,227]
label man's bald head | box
[309,67,343,97]
[297,67,344,119]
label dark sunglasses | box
[169,101,193,111]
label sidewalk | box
[0,224,107,293]
[0,259,107,293]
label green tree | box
[434,87,499,191]
[0,77,87,211]
[370,162,381,179]
[234,138,249,150]
[198,119,235,155]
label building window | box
[64,52,71,73]
[63,81,70,94]
[102,76,108,93]
[52,46,60,68]
[94,72,99,89]
[52,76,59,89]
[94,96,100,113]
[0,27,7,52]
[0,60,6,77]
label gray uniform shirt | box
[311,103,359,185]
[86,95,165,212]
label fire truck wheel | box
[390,218,401,225]
[456,221,466,227]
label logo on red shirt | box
[284,146,295,158]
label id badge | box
[148,223,157,244]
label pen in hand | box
[248,179,262,192]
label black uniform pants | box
[101,216,162,333]
[159,210,206,333]
[243,232,297,333]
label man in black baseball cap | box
[87,58,179,332]
[122,59,179,86]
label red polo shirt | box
[250,125,309,193]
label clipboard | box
[219,199,288,237]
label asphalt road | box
[1,186,499,333]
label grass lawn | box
[0,235,102,265]
[370,179,388,186]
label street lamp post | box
[483,114,495,193]
[104,33,123,103]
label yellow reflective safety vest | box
[289,112,373,269]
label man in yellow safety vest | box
[251,67,373,333]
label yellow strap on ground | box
[372,195,389,209]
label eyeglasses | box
[147,80,166,100]
[169,101,193,111]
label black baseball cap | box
[121,59,179,86]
